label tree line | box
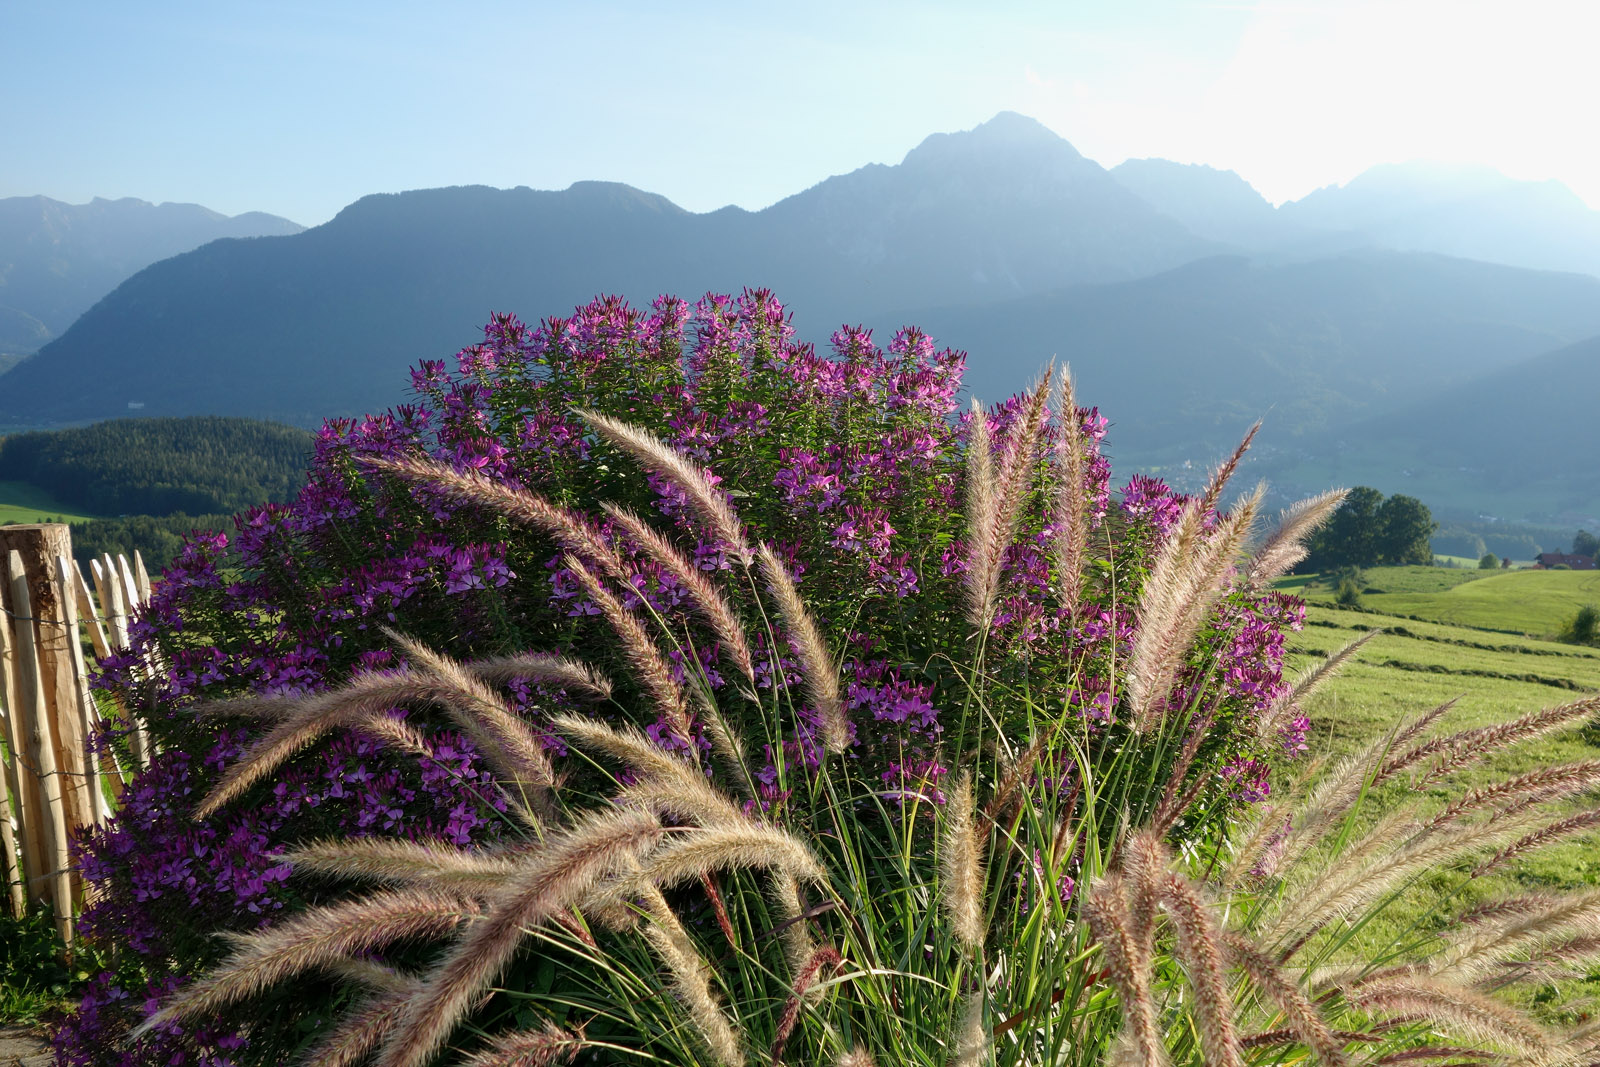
[0,416,311,518]
[1300,487,1435,571]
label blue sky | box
[5,0,1598,226]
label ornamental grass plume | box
[756,542,848,753]
[70,295,1600,1067]
[577,407,755,566]
[1051,364,1090,620]
[1125,478,1264,731]
[141,423,1600,1066]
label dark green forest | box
[1301,487,1436,570]
[0,416,311,516]
[69,513,235,570]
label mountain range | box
[0,195,302,367]
[2,112,1598,523]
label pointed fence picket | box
[0,525,156,938]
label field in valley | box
[1279,567,1600,1012]
[0,480,97,525]
[1283,564,1600,636]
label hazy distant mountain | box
[5,114,1599,524]
[1263,332,1600,524]
[902,251,1600,465]
[759,112,1218,310]
[0,114,1217,425]
[1109,159,1290,248]
[0,195,303,357]
[1278,163,1600,277]
[1111,158,1600,281]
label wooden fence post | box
[0,746,24,917]
[0,526,93,841]
[58,556,111,826]
[0,558,48,909]
[5,550,76,943]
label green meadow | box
[0,480,99,525]
[1284,564,1600,636]
[1276,566,1600,1001]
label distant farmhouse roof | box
[1533,552,1598,570]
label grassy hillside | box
[0,480,99,524]
[1285,600,1600,996]
[1285,564,1600,636]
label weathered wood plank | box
[5,550,76,939]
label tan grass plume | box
[375,808,662,1067]
[941,770,986,951]
[1125,483,1262,732]
[139,888,478,1034]
[966,370,1051,635]
[194,671,512,819]
[384,629,562,810]
[562,556,694,749]
[1344,977,1547,1056]
[284,837,526,892]
[301,987,419,1067]
[364,453,626,578]
[1244,489,1348,589]
[466,651,613,700]
[578,408,753,565]
[962,398,998,630]
[1051,363,1090,620]
[601,501,756,682]
[551,713,749,829]
[1257,628,1381,742]
[461,1021,586,1067]
[1159,873,1242,1067]
[757,543,848,753]
[639,822,827,891]
[638,883,746,1067]
[1084,875,1167,1067]
[1222,933,1346,1067]
[947,991,989,1067]
[1197,421,1260,517]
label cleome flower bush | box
[56,290,1600,1067]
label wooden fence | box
[0,523,155,949]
